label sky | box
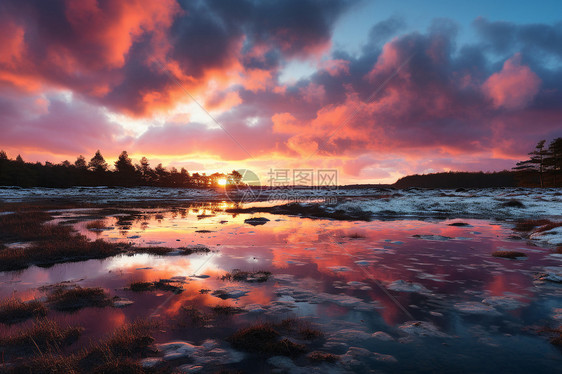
[1,0,561,184]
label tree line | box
[0,150,243,188]
[513,137,562,187]
[393,137,562,189]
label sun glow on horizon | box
[217,178,227,186]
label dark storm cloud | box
[0,0,355,115]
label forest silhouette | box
[0,150,241,188]
[0,138,560,188]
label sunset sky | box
[1,0,561,184]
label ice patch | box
[387,280,432,295]
[275,286,382,311]
[413,234,452,241]
[371,331,394,341]
[481,296,526,310]
[211,286,250,299]
[530,227,562,246]
[157,340,244,366]
[454,301,501,315]
[535,267,562,283]
[328,329,373,345]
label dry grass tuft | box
[128,279,184,293]
[47,287,113,312]
[211,304,244,315]
[0,318,82,354]
[85,220,108,231]
[227,319,315,356]
[535,221,562,233]
[0,233,126,271]
[492,250,527,259]
[83,320,156,362]
[0,211,56,242]
[346,233,365,239]
[307,351,339,363]
[514,219,553,232]
[0,298,48,325]
[220,269,272,283]
[178,305,212,327]
[19,352,81,374]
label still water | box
[1,204,561,373]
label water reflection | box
[1,207,561,372]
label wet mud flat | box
[0,189,561,373]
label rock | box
[244,217,270,226]
[340,347,372,370]
[372,331,394,341]
[140,357,164,368]
[398,321,450,338]
[157,341,198,360]
[373,352,397,363]
[501,199,525,208]
[177,365,203,373]
[112,297,134,308]
[157,340,244,368]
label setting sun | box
[217,178,227,186]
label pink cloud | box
[482,53,541,110]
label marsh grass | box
[85,220,108,231]
[492,250,527,259]
[502,199,525,208]
[128,279,184,293]
[0,319,82,355]
[307,351,339,363]
[133,246,174,256]
[47,287,113,312]
[220,269,272,283]
[534,221,562,233]
[227,318,321,357]
[346,233,366,239]
[227,322,307,356]
[211,304,244,315]
[0,211,56,242]
[17,352,81,374]
[278,318,324,340]
[82,320,156,363]
[0,298,48,325]
[9,320,157,374]
[178,305,212,327]
[0,211,211,271]
[539,326,562,347]
[133,245,211,256]
[0,237,126,271]
[514,219,554,232]
[177,245,211,255]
